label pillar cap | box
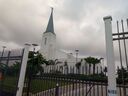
[103,16,112,21]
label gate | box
[24,65,128,96]
[0,48,24,96]
[112,19,128,96]
[24,17,128,96]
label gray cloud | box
[62,0,87,21]
[0,0,48,46]
[0,0,128,67]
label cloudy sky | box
[0,0,128,66]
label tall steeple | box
[40,8,56,60]
[45,7,55,34]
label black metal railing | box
[24,65,128,96]
[0,49,24,96]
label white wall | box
[40,32,56,60]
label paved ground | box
[27,84,128,96]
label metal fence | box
[22,18,128,96]
[23,65,128,96]
[0,49,24,96]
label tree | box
[26,51,47,75]
[64,61,68,67]
[84,57,101,75]
[45,59,63,74]
[8,62,20,76]
[0,63,8,78]
[104,66,107,76]
[46,59,62,66]
[0,63,8,73]
[117,67,128,79]
[64,61,68,74]
[47,60,55,65]
[75,61,81,74]
[6,51,47,76]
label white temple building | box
[0,8,102,74]
[40,8,76,65]
[39,8,102,74]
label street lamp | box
[75,50,79,64]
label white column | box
[16,44,30,96]
[103,16,117,96]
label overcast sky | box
[0,0,128,66]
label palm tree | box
[75,61,81,74]
[104,66,107,76]
[84,57,101,75]
[47,59,63,73]
[64,61,68,67]
[84,57,92,75]
[64,61,68,74]
[47,59,62,65]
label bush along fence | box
[23,64,128,96]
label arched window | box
[44,38,47,45]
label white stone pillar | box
[103,16,117,96]
[16,44,30,96]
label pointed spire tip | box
[45,8,55,34]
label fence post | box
[16,44,30,96]
[55,83,59,96]
[103,16,117,96]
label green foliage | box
[46,60,55,65]
[75,62,81,74]
[46,59,62,66]
[84,56,101,74]
[64,61,68,66]
[5,51,47,76]
[0,63,8,72]
[49,70,62,74]
[84,56,101,65]
[7,62,20,76]
[75,62,81,70]
[26,51,47,76]
[117,67,128,79]
[104,67,107,72]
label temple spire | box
[45,7,54,34]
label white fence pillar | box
[103,16,117,96]
[16,44,30,96]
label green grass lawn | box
[1,75,95,94]
[0,76,18,93]
[29,79,57,93]
[1,75,105,94]
[1,76,59,94]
